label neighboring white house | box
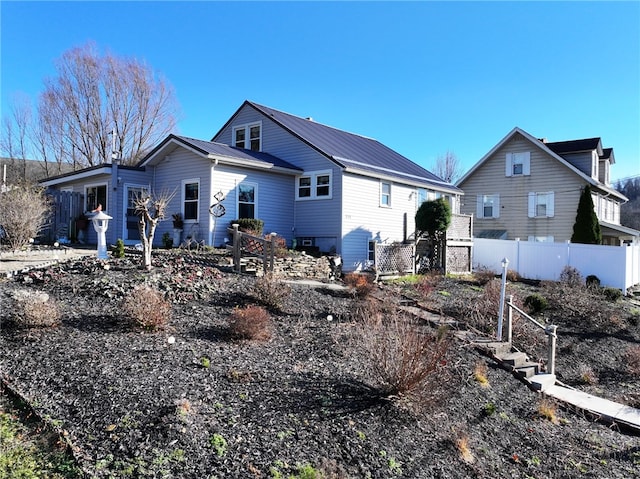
[456,127,639,245]
[40,101,462,271]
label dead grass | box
[473,361,490,388]
[537,397,559,424]
[625,345,640,376]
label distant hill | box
[0,157,76,187]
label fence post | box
[231,224,240,273]
[507,295,513,344]
[269,232,277,273]
[497,257,509,341]
[546,324,557,375]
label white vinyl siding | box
[477,194,500,218]
[505,152,530,177]
[528,192,555,218]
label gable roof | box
[455,127,626,201]
[213,101,461,193]
[139,134,303,173]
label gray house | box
[41,101,462,271]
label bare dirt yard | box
[1,251,639,478]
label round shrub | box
[122,284,171,330]
[228,305,273,341]
[524,293,548,314]
[601,287,622,302]
[586,275,600,287]
[10,289,62,328]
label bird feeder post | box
[92,211,113,260]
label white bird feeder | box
[92,211,113,260]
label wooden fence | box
[41,190,84,243]
[227,224,277,274]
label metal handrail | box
[505,294,558,375]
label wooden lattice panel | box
[375,243,415,275]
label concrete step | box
[529,373,556,392]
[514,362,541,379]
[472,339,512,356]
[498,352,529,368]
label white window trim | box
[296,170,333,200]
[182,178,200,222]
[528,191,555,218]
[84,182,108,214]
[505,152,531,177]
[477,193,500,219]
[232,121,262,151]
[380,181,392,208]
[237,181,258,219]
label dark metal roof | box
[545,137,602,155]
[236,101,458,191]
[174,135,302,171]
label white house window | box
[506,152,530,177]
[528,235,554,242]
[238,182,257,218]
[477,194,499,218]
[85,184,107,213]
[528,192,554,218]
[380,181,391,207]
[296,170,332,200]
[182,179,200,221]
[368,240,376,261]
[233,122,261,151]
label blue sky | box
[1,1,639,183]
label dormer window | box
[233,122,261,151]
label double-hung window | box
[296,170,332,200]
[233,122,261,151]
[528,192,554,218]
[182,179,200,221]
[477,194,499,218]
[238,182,257,219]
[380,181,391,207]
[506,152,530,176]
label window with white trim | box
[528,235,554,242]
[368,240,376,261]
[85,184,107,213]
[182,179,200,221]
[238,182,257,219]
[380,181,391,207]
[528,192,554,218]
[296,170,332,200]
[477,194,499,218]
[233,122,261,151]
[506,152,530,176]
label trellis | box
[374,242,415,280]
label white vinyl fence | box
[473,238,640,291]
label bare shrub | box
[415,272,442,299]
[228,305,273,341]
[473,266,496,285]
[343,272,375,298]
[11,289,61,328]
[444,279,502,335]
[541,281,619,328]
[351,298,451,411]
[506,269,520,282]
[122,284,171,330]
[559,266,583,288]
[251,273,291,311]
[626,345,640,376]
[0,186,51,250]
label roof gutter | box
[207,154,302,175]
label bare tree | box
[432,150,462,184]
[33,42,179,168]
[133,190,175,269]
[0,94,32,182]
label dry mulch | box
[1,252,639,478]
